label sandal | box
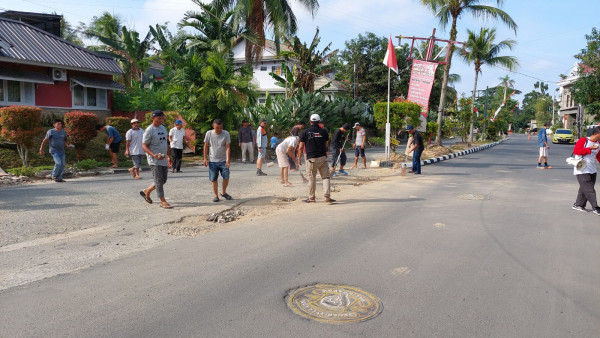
[221,193,233,200]
[139,191,152,204]
[303,198,316,203]
[213,197,220,202]
[160,203,173,209]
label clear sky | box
[4,0,600,105]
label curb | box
[408,139,506,168]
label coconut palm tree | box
[212,0,319,63]
[499,74,515,102]
[420,0,517,145]
[460,27,517,142]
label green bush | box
[0,106,44,167]
[76,159,103,170]
[373,101,422,133]
[7,165,54,176]
[104,116,131,139]
[64,111,98,159]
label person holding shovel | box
[330,123,351,177]
[276,135,300,186]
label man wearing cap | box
[238,119,255,164]
[537,122,552,169]
[125,118,145,179]
[351,122,367,169]
[331,123,351,176]
[256,118,269,176]
[141,110,173,209]
[204,119,232,202]
[95,123,123,168]
[298,114,335,203]
[406,125,424,174]
[169,119,187,173]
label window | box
[0,80,35,105]
[271,66,281,75]
[258,98,266,104]
[260,66,267,71]
[72,84,107,109]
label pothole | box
[458,193,487,200]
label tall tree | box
[420,0,517,145]
[573,27,600,121]
[460,27,517,141]
[499,74,515,101]
[83,12,123,51]
[212,0,319,63]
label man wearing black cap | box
[331,123,351,177]
[238,119,255,164]
[140,110,173,208]
[406,125,424,174]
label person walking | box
[276,135,299,186]
[125,118,145,179]
[96,124,122,168]
[256,118,268,176]
[203,119,232,202]
[168,119,186,173]
[351,122,367,169]
[331,123,351,177]
[298,114,335,203]
[537,122,552,169]
[39,119,69,182]
[140,110,173,209]
[238,119,255,164]
[572,126,600,215]
[406,125,424,174]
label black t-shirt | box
[331,128,346,149]
[300,125,329,159]
[414,131,425,152]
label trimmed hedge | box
[373,101,422,132]
[0,106,44,166]
[105,116,131,139]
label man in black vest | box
[406,125,425,174]
[298,114,335,203]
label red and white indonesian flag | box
[382,36,398,74]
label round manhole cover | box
[286,283,383,324]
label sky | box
[4,0,600,105]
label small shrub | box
[7,166,36,176]
[105,116,131,139]
[0,106,44,167]
[64,111,98,159]
[76,159,102,170]
[373,101,422,134]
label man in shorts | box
[256,118,268,176]
[96,124,122,168]
[537,122,551,169]
[140,110,173,209]
[125,118,144,179]
[204,119,232,202]
[351,122,367,169]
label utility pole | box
[353,64,356,100]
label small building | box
[557,62,594,129]
[0,12,124,120]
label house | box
[0,12,124,120]
[557,62,594,129]
[231,39,346,103]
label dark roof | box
[71,76,125,91]
[0,11,62,37]
[0,17,123,75]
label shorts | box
[109,141,121,153]
[131,154,144,168]
[258,147,267,159]
[539,147,548,157]
[209,161,230,181]
[276,149,289,167]
[355,146,365,158]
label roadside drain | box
[286,283,383,324]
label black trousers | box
[575,173,598,209]
[171,148,183,172]
[332,148,346,167]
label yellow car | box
[552,129,574,144]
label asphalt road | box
[1,135,599,337]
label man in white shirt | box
[168,119,186,173]
[125,118,145,179]
[351,122,367,169]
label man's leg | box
[58,153,66,180]
[316,157,331,198]
[576,173,598,209]
[221,164,230,195]
[413,150,422,174]
[307,159,317,200]
[241,143,247,162]
[339,150,347,173]
[50,152,61,180]
[176,149,183,171]
[249,143,255,162]
[362,148,367,168]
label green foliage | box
[0,106,44,166]
[76,159,104,170]
[455,97,474,142]
[113,84,168,112]
[63,111,99,159]
[573,27,600,121]
[7,165,52,177]
[373,101,422,134]
[425,121,439,140]
[534,96,552,127]
[140,111,180,129]
[105,116,131,138]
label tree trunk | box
[469,70,479,144]
[435,17,458,146]
[16,143,28,167]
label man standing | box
[351,122,367,169]
[125,118,145,179]
[204,119,232,202]
[406,125,424,174]
[169,119,186,173]
[256,118,268,176]
[140,110,173,209]
[96,124,123,168]
[331,123,351,177]
[298,113,335,203]
[537,122,552,169]
[238,119,255,164]
[39,119,68,182]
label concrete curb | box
[409,138,506,168]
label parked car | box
[552,129,575,144]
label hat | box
[130,118,139,124]
[242,119,248,123]
[353,122,360,128]
[175,119,183,125]
[342,123,351,130]
[544,122,551,127]
[152,110,164,117]
[406,125,414,131]
[260,118,267,123]
[310,113,321,122]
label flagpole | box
[385,66,391,161]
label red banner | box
[407,60,438,130]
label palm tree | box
[212,0,319,63]
[499,74,515,102]
[460,27,517,142]
[420,0,517,145]
[83,12,123,51]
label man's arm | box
[39,138,48,155]
[225,142,231,167]
[125,140,131,156]
[203,141,209,167]
[362,133,366,149]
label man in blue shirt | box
[39,119,69,182]
[537,122,551,169]
[96,124,123,168]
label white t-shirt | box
[125,128,145,155]
[574,138,599,175]
[355,128,366,146]
[169,127,186,149]
[276,136,299,153]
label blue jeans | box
[51,152,66,180]
[209,161,230,181]
[412,149,422,174]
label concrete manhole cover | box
[286,283,383,324]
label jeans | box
[51,152,66,180]
[412,149,422,174]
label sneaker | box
[594,208,600,216]
[339,170,348,175]
[332,172,338,177]
[257,170,267,176]
[572,204,589,212]
[536,165,544,169]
